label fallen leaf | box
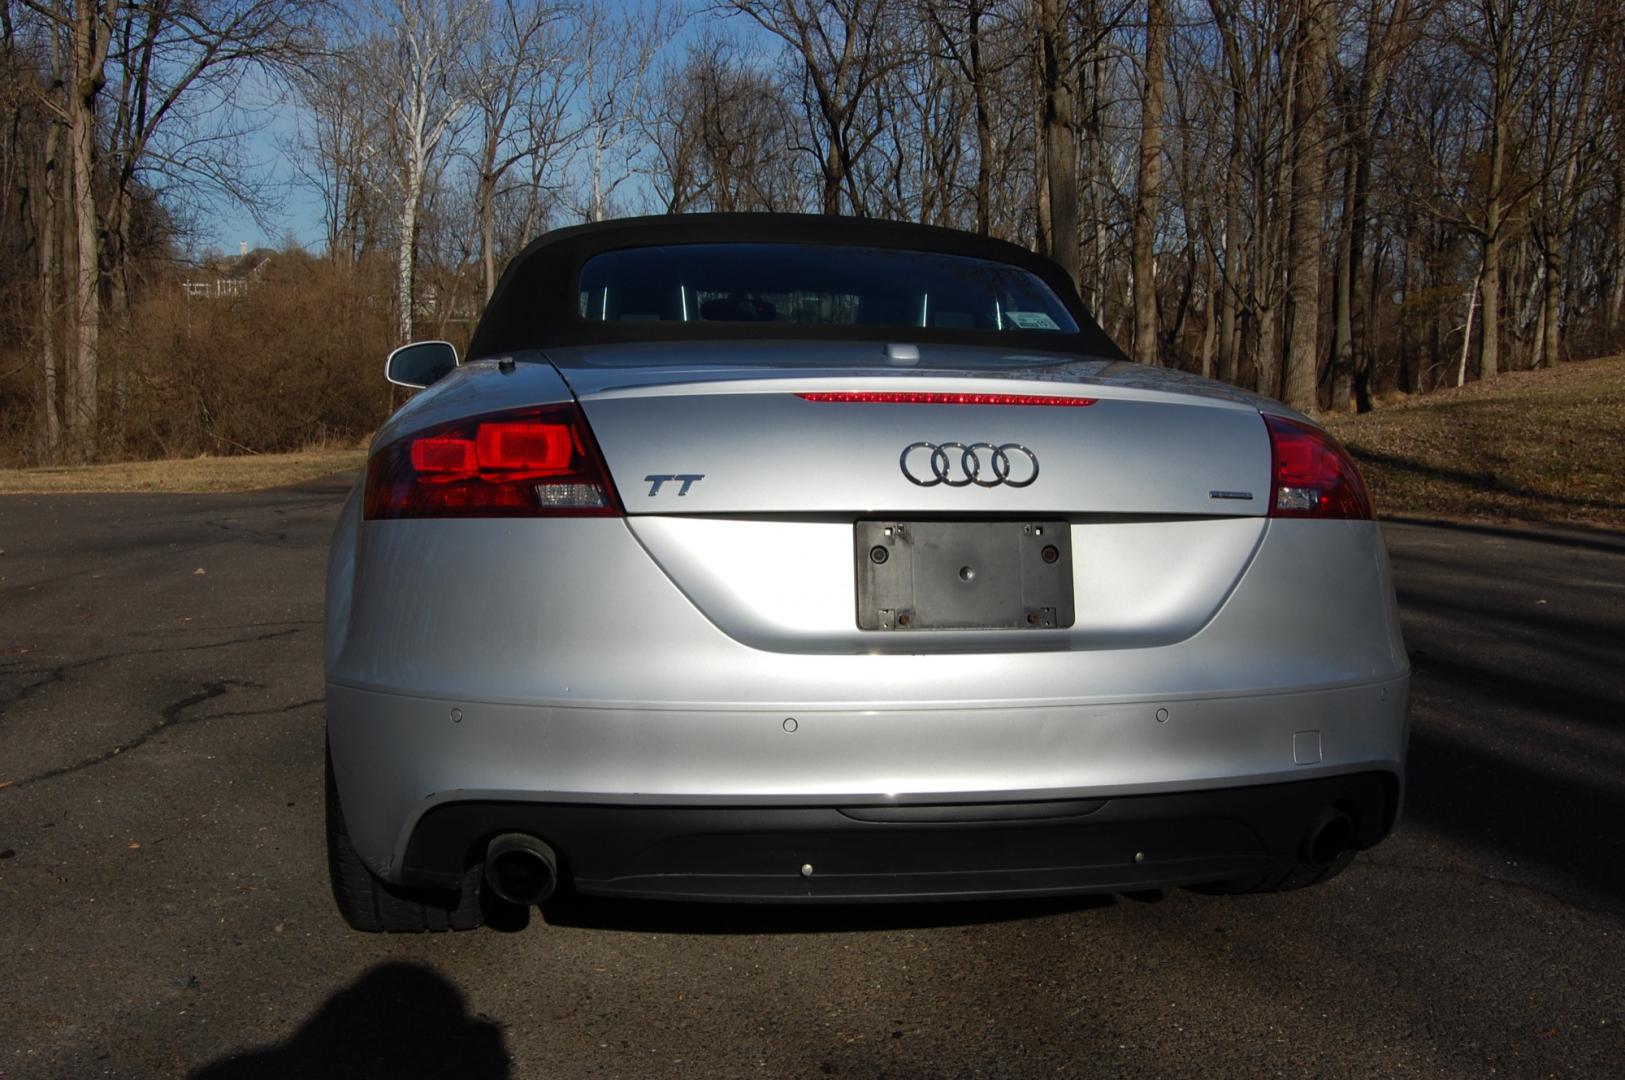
[0,779,14,790]
[128,842,141,850]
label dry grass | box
[1321,356,1625,530]
[0,448,366,494]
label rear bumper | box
[397,773,1398,901]
[327,675,1409,889]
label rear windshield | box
[577,243,1078,334]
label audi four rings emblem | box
[900,441,1040,488]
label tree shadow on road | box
[1391,536,1625,915]
[189,962,508,1080]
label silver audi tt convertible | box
[324,214,1409,931]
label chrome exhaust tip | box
[483,833,559,907]
[1303,807,1356,869]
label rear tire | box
[326,744,482,932]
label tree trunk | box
[1255,298,1279,399]
[1217,85,1241,385]
[1478,230,1501,379]
[36,112,63,463]
[478,170,498,301]
[1084,50,1108,317]
[1328,145,1355,412]
[1249,144,1274,396]
[1282,0,1328,413]
[1200,258,1218,379]
[1541,243,1562,368]
[1038,0,1078,288]
[822,140,843,215]
[1350,143,1377,412]
[397,164,420,344]
[66,0,115,461]
[969,6,992,236]
[1397,223,1415,394]
[101,183,134,454]
[1609,151,1625,332]
[1131,0,1166,366]
[1033,28,1051,260]
[1458,261,1481,387]
[1478,104,1508,379]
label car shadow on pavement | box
[532,891,1122,935]
[189,962,508,1080]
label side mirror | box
[386,340,459,389]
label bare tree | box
[464,0,570,299]
[11,5,67,458]
[1282,0,1331,413]
[922,0,1012,236]
[1526,5,1607,369]
[1609,22,1625,335]
[1448,0,1569,379]
[575,0,673,222]
[60,0,114,458]
[370,0,480,344]
[649,31,804,214]
[1035,0,1075,281]
[1130,0,1165,365]
[295,51,385,266]
[730,0,900,216]
[1326,0,1415,412]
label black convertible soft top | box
[467,213,1125,361]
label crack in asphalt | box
[124,498,343,531]
[0,680,322,792]
[0,628,303,720]
[130,619,322,639]
[0,666,67,719]
[202,517,290,544]
[204,697,325,722]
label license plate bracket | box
[855,520,1074,631]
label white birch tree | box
[372,0,480,344]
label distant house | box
[412,280,480,325]
[181,246,275,299]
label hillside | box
[1320,357,1625,531]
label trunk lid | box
[555,341,1273,516]
[550,341,1275,654]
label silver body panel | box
[326,344,1409,884]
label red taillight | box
[364,403,622,519]
[795,392,1096,406]
[475,421,574,473]
[410,436,477,473]
[1264,414,1372,520]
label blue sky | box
[199,65,326,255]
[195,2,758,257]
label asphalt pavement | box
[1,477,1621,1078]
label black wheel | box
[325,744,482,932]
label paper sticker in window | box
[1003,311,1060,331]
